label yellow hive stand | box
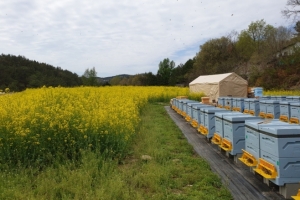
[292,189,300,200]
[238,149,258,167]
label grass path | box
[117,102,232,199]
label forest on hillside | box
[0,54,82,91]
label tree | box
[235,20,290,63]
[169,59,195,86]
[157,58,175,85]
[82,67,98,86]
[192,36,237,76]
[282,0,300,19]
[109,76,122,85]
[246,19,274,54]
[264,26,293,56]
[134,72,157,86]
[236,30,256,61]
[294,21,300,36]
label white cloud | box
[0,0,290,77]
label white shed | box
[189,72,248,102]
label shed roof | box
[189,72,238,85]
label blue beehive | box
[198,107,214,133]
[173,98,181,110]
[183,100,199,113]
[201,108,229,138]
[293,96,300,101]
[177,99,186,113]
[177,99,194,115]
[290,102,300,124]
[265,100,280,119]
[235,98,245,113]
[177,99,188,111]
[253,87,263,97]
[224,97,233,110]
[286,96,294,102]
[240,119,291,167]
[243,98,252,114]
[270,96,278,100]
[276,96,286,101]
[261,96,270,100]
[259,100,267,119]
[255,125,300,186]
[186,102,202,122]
[212,112,245,145]
[279,101,294,122]
[191,104,213,128]
[172,98,177,110]
[257,150,300,185]
[170,98,175,108]
[175,98,182,110]
[249,99,260,116]
[259,125,300,158]
[220,115,260,155]
[218,97,225,108]
[232,98,238,111]
[182,100,198,117]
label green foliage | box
[236,30,256,61]
[81,67,99,86]
[169,59,195,86]
[191,36,238,82]
[157,58,175,85]
[109,75,122,85]
[0,54,82,91]
[255,47,300,90]
[185,19,297,89]
[188,92,205,101]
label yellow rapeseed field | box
[0,86,197,168]
[264,90,300,96]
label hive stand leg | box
[234,153,242,164]
[263,178,270,186]
[225,151,234,159]
[249,167,255,174]
[225,151,230,158]
[279,183,299,199]
[206,137,211,143]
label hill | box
[0,54,82,91]
[97,74,132,83]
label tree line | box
[0,54,82,92]
[2,18,299,91]
[105,19,300,90]
[105,1,300,89]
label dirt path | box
[165,106,284,200]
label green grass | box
[0,103,232,199]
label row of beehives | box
[170,96,300,188]
[218,96,300,123]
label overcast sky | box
[0,0,292,77]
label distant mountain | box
[97,74,132,83]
